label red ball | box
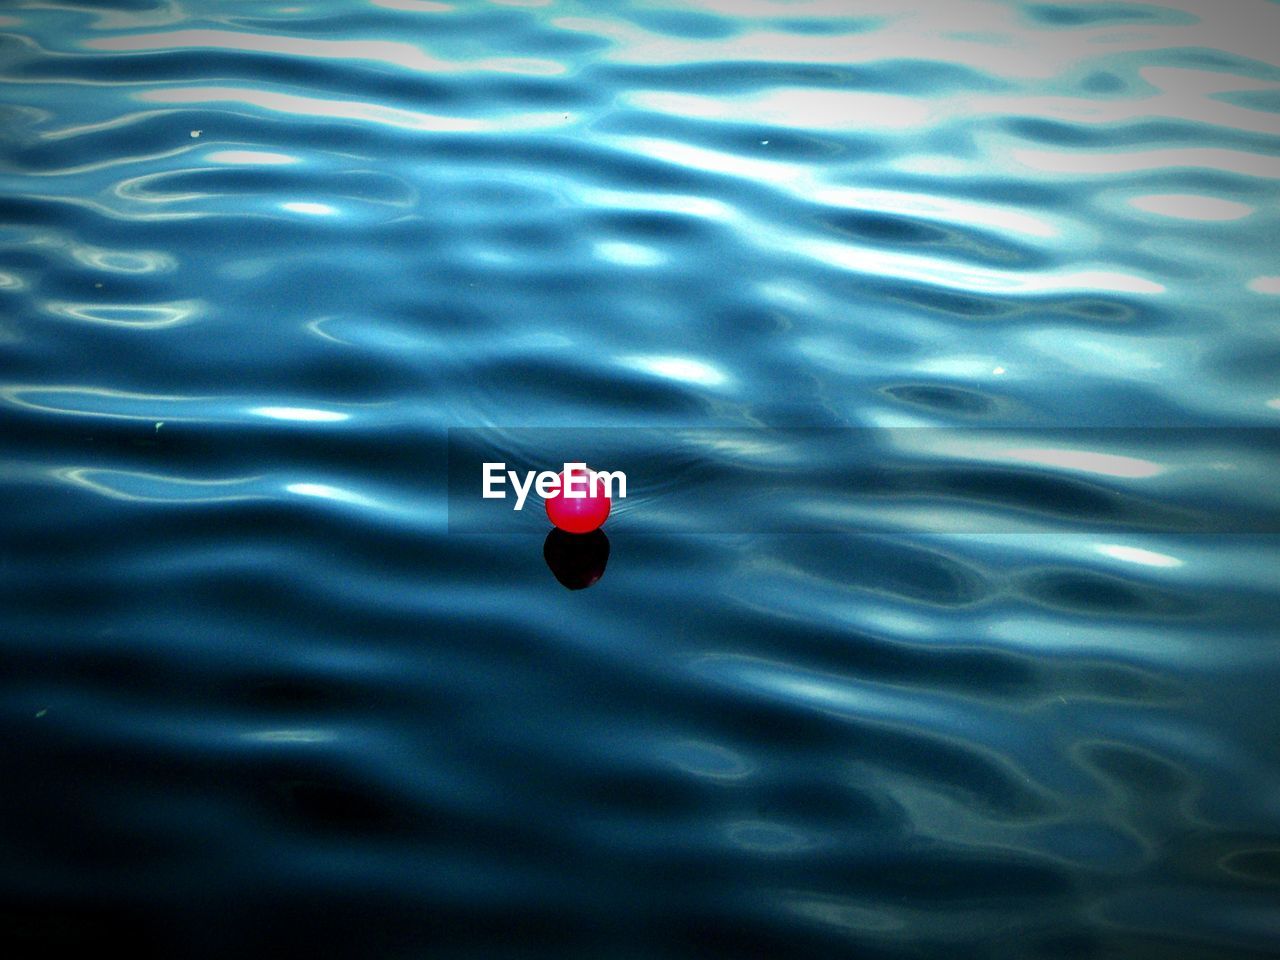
[545,465,611,534]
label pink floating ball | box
[545,465,611,534]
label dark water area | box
[3,1,1280,957]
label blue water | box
[3,2,1280,957]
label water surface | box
[3,2,1280,957]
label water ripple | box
[3,2,1280,957]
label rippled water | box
[4,2,1280,957]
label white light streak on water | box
[286,483,379,508]
[1096,544,1184,568]
[251,406,350,422]
[281,201,336,216]
[1129,194,1255,221]
[622,355,729,387]
[998,447,1164,479]
[207,150,299,165]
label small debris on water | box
[155,421,164,431]
[35,708,47,718]
[190,129,201,138]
